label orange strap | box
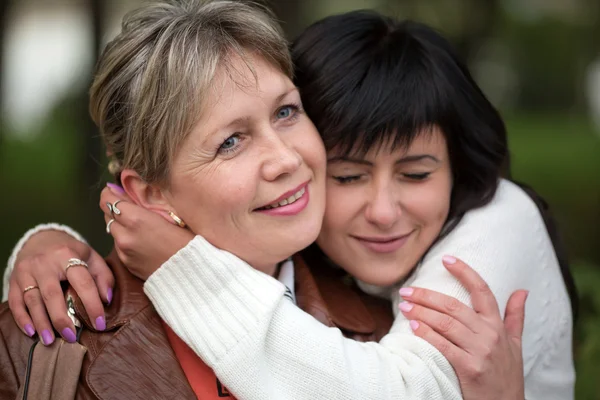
[163,322,236,399]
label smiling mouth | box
[352,232,413,253]
[255,181,309,211]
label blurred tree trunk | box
[0,0,11,144]
[81,0,105,188]
[268,0,306,40]
[76,0,107,244]
[453,0,500,63]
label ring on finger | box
[112,200,123,215]
[65,258,89,274]
[23,285,39,294]
[106,218,115,234]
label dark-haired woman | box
[4,10,574,400]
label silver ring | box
[65,258,89,274]
[106,218,115,234]
[112,200,123,215]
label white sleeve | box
[3,224,86,302]
[143,180,562,399]
[389,180,560,376]
[145,235,461,400]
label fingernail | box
[399,301,414,313]
[442,255,457,265]
[41,329,54,345]
[95,316,106,331]
[62,327,77,343]
[107,182,125,195]
[24,324,35,337]
[106,287,113,305]
[409,320,420,331]
[399,287,414,297]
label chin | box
[349,263,411,287]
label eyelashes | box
[215,103,304,156]
[332,172,432,184]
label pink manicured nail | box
[95,316,106,331]
[24,324,35,337]
[442,255,457,265]
[106,287,113,305]
[41,329,54,345]
[106,183,125,195]
[62,327,77,343]
[399,302,414,313]
[399,287,414,297]
[409,320,420,331]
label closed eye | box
[402,172,430,181]
[332,175,363,184]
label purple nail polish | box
[106,287,113,305]
[95,316,106,331]
[62,327,77,343]
[41,329,54,346]
[24,324,35,337]
[106,182,125,195]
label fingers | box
[399,301,474,349]
[36,269,77,343]
[87,249,115,304]
[441,255,500,317]
[7,277,35,338]
[16,276,55,346]
[399,286,481,332]
[503,290,528,345]
[408,320,467,367]
[66,266,106,331]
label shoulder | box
[421,179,556,289]
[448,179,546,243]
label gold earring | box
[168,211,186,228]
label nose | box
[364,181,400,229]
[261,133,302,181]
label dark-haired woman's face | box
[316,127,452,286]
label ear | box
[120,169,174,214]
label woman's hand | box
[8,229,113,345]
[101,185,195,280]
[398,256,527,400]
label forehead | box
[331,126,447,159]
[207,53,291,109]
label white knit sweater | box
[4,180,575,399]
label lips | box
[352,232,413,253]
[256,181,309,211]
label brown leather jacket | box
[0,249,393,399]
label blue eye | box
[277,106,292,119]
[218,134,241,153]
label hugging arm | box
[4,185,530,399]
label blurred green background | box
[0,0,599,398]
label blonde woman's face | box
[165,54,326,275]
[316,129,452,286]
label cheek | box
[319,184,361,239]
[169,162,256,233]
[294,121,326,178]
[407,178,451,232]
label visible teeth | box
[264,187,305,209]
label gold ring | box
[169,211,186,228]
[106,218,115,234]
[23,285,39,294]
[65,258,89,274]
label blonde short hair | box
[91,0,292,184]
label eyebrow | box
[327,154,440,166]
[219,87,299,130]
